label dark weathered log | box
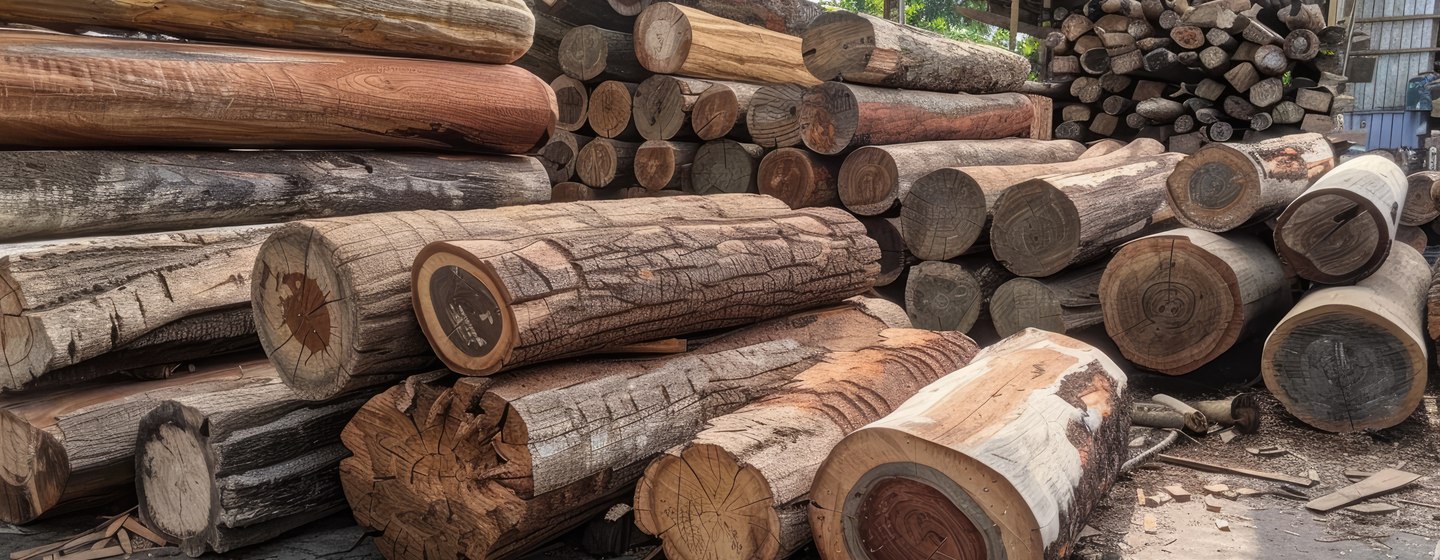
[688,140,766,195]
[803,11,1028,94]
[1137,98,1186,122]
[799,83,1046,155]
[1166,132,1334,231]
[1200,45,1233,71]
[1224,95,1260,119]
[1285,28,1319,60]
[1169,130,1208,153]
[1397,225,1428,253]
[586,81,642,139]
[1224,62,1260,92]
[1159,9,1182,29]
[1063,103,1096,122]
[747,84,809,149]
[1240,17,1284,45]
[692,82,763,141]
[1278,3,1325,32]
[560,25,646,82]
[576,137,642,188]
[1274,155,1408,284]
[1253,44,1290,76]
[1133,79,1170,100]
[539,131,593,184]
[1089,113,1124,136]
[991,262,1107,337]
[1130,17,1158,39]
[553,75,590,133]
[860,217,912,288]
[1104,95,1137,115]
[1196,78,1228,100]
[516,12,570,81]
[634,140,699,191]
[635,75,717,141]
[1074,34,1104,53]
[1081,49,1112,74]
[550,182,603,202]
[1251,111,1274,131]
[536,0,633,29]
[1055,120,1095,142]
[1233,40,1261,61]
[1126,113,1155,130]
[1207,27,1239,49]
[1250,77,1284,107]
[1171,25,1207,49]
[1071,76,1105,103]
[1100,72,1134,93]
[1175,114,1199,133]
[1208,121,1236,141]
[1110,49,1146,75]
[1176,50,1202,67]
[1100,30,1137,52]
[1051,55,1083,75]
[1047,31,1072,55]
[1409,171,1440,226]
[758,148,842,208]
[1137,36,1177,51]
[904,257,1013,333]
[635,3,818,85]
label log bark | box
[809,328,1130,560]
[0,0,533,64]
[802,11,1027,94]
[0,151,548,243]
[990,154,1185,277]
[757,148,842,208]
[634,140,699,191]
[633,75,717,141]
[411,208,878,376]
[1412,171,1440,226]
[747,84,809,149]
[904,257,1015,334]
[251,195,794,400]
[692,82,763,141]
[552,75,590,133]
[837,139,1086,216]
[535,0,632,30]
[991,262,1107,337]
[0,31,555,154]
[1274,154,1408,285]
[619,0,821,35]
[515,13,569,82]
[688,140,766,195]
[538,131,593,184]
[587,81,642,139]
[559,25,646,83]
[1137,98,1186,122]
[1100,228,1292,374]
[576,138,642,188]
[1263,245,1429,432]
[634,329,980,560]
[634,3,819,85]
[1166,132,1334,231]
[798,83,1045,155]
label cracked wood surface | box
[1274,154,1408,285]
[802,11,1029,94]
[746,84,808,149]
[1166,132,1334,232]
[904,256,1014,334]
[798,83,1044,155]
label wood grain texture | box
[688,140,766,195]
[802,11,1028,94]
[1166,132,1335,231]
[1274,155,1408,285]
[608,0,821,35]
[634,140,699,191]
[560,25,646,82]
[515,12,570,81]
[552,75,590,134]
[633,76,741,141]
[1406,171,1440,226]
[904,257,1014,334]
[537,131,593,183]
[634,3,819,85]
[991,262,1107,337]
[586,81,642,140]
[692,81,763,141]
[747,84,809,149]
[576,137,642,188]
[798,82,1043,155]
[757,148,842,208]
[535,0,633,30]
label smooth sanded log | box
[747,84,809,149]
[587,81,642,139]
[0,0,533,64]
[634,3,819,85]
[552,75,590,133]
[692,82,764,141]
[837,139,1086,216]
[1166,132,1335,231]
[899,138,1167,261]
[634,140,700,191]
[538,131,593,183]
[0,32,555,154]
[340,299,909,560]
[799,83,1045,155]
[0,358,274,524]
[758,148,842,208]
[614,0,821,35]
[560,25,646,82]
[411,208,878,376]
[990,154,1185,277]
[0,151,549,243]
[251,195,794,400]
[1263,245,1429,432]
[990,262,1107,337]
[1411,171,1440,225]
[136,376,377,556]
[688,140,766,195]
[550,182,602,202]
[634,329,979,560]
[1100,229,1291,374]
[904,257,1015,333]
[809,328,1130,560]
[576,138,642,188]
[802,11,1028,94]
[1274,155,1408,285]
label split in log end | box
[633,444,781,560]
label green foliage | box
[817,0,1042,58]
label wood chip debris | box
[1163,485,1191,502]
[8,509,171,560]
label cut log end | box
[411,247,516,377]
[633,3,694,75]
[552,76,589,133]
[1265,312,1422,432]
[800,13,877,82]
[1275,191,1389,284]
[1166,146,1263,231]
[990,278,1068,337]
[757,148,839,209]
[904,262,984,333]
[990,181,1081,277]
[692,87,741,141]
[634,444,780,560]
[0,410,68,524]
[799,82,861,155]
[587,81,637,139]
[634,76,693,142]
[251,228,355,400]
[899,169,988,262]
[844,465,993,560]
[136,402,214,557]
[748,84,807,149]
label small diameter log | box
[550,182,602,202]
[1175,114,1198,133]
[1397,225,1428,253]
[1169,131,1208,153]
[1285,29,1320,60]
[628,0,822,35]
[1240,18,1284,46]
[692,82,764,141]
[1099,73,1133,93]
[1301,114,1338,133]
[1159,9,1181,29]
[1171,25,1207,49]
[1100,229,1291,374]
[1166,132,1335,231]
[634,75,716,141]
[1071,77,1104,103]
[634,140,699,191]
[802,11,1028,94]
[576,138,642,188]
[904,257,1015,333]
[1182,2,1241,30]
[1137,98,1186,122]
[0,32,555,153]
[634,3,819,85]
[990,262,1107,337]
[1207,27,1239,49]
[553,75,590,133]
[1279,3,1326,32]
[1095,14,1131,32]
[559,25,647,82]
[809,328,1130,560]
[1208,121,1236,142]
[860,217,911,287]
[1133,80,1169,100]
[990,154,1185,277]
[1224,62,1260,92]
[251,195,795,400]
[758,148,842,208]
[1263,245,1429,432]
[1062,14,1094,40]
[1055,121,1094,142]
[1274,154,1408,284]
[1411,171,1440,225]
[688,140,766,194]
[136,376,377,556]
[747,84,809,149]
[1250,77,1284,107]
[1223,95,1260,120]
[635,329,979,560]
[1125,113,1153,131]
[1063,104,1096,122]
[1251,112,1274,131]
[798,83,1043,155]
[1200,46,1233,71]
[1233,41,1261,62]
[587,81,642,139]
[1191,394,1261,433]
[538,131,593,183]
[411,208,878,376]
[1051,55,1083,75]
[1196,78,1228,100]
[1252,44,1290,76]
[837,139,1086,216]
[1110,49,1145,75]
[1104,95,1137,116]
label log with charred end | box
[1175,114,1199,133]
[539,132,594,184]
[758,148,842,208]
[1249,77,1284,107]
[251,195,795,400]
[688,140,765,195]
[837,139,1086,216]
[1183,1,1241,30]
[803,11,1027,93]
[587,81,642,139]
[1295,87,1334,113]
[990,154,1184,277]
[1055,121,1095,142]
[634,140,700,191]
[1071,76,1105,103]
[809,328,1129,560]
[1285,29,1319,60]
[1171,25,1207,49]
[1252,44,1290,76]
[1081,49,1112,74]
[1063,104,1096,122]
[1207,27,1239,49]
[1100,229,1292,374]
[0,0,533,64]
[860,217,911,287]
[1200,45,1233,72]
[1051,55,1083,75]
[635,328,979,560]
[799,83,1044,155]
[576,138,642,188]
[1278,3,1325,32]
[553,75,590,133]
[634,3,817,85]
[1110,49,1146,75]
[1251,111,1274,131]
[1159,9,1182,29]
[411,209,878,376]
[1409,172,1440,226]
[1099,72,1134,93]
[1104,95,1138,116]
[633,75,718,141]
[1274,155,1408,284]
[746,84,809,149]
[904,257,1014,333]
[0,32,555,153]
[990,262,1107,337]
[1224,95,1260,120]
[1224,62,1260,92]
[692,82,763,141]
[1090,113,1125,136]
[1137,98,1186,122]
[559,26,645,83]
[1207,121,1236,141]
[1169,131,1208,153]
[1061,14,1094,40]
[550,182,603,202]
[1196,78,1228,100]
[1239,17,1284,45]
[0,151,549,243]
[1264,245,1429,432]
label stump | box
[1166,132,1335,231]
[1274,154,1408,285]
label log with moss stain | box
[798,83,1048,155]
[634,3,819,85]
[802,11,1028,94]
[838,139,1086,216]
[1273,155,1408,285]
[1166,132,1335,232]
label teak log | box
[634,3,819,85]
[747,84,810,149]
[692,82,764,141]
[1274,155,1408,284]
[1100,229,1292,374]
[1263,245,1429,432]
[802,11,1028,94]
[798,83,1044,155]
[837,139,1086,216]
[613,0,821,35]
[587,81,642,140]
[809,328,1130,560]
[340,299,910,560]
[1166,132,1335,231]
[0,31,556,154]
[1410,171,1440,225]
[757,148,842,208]
[990,154,1185,277]
[688,140,766,195]
[991,262,1107,337]
[411,208,878,376]
[634,140,699,191]
[250,195,794,400]
[576,138,642,188]
[904,257,1015,333]
[633,75,718,141]
[538,131,593,184]
[552,75,590,133]
[0,0,534,64]
[559,25,646,83]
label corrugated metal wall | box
[1350,0,1438,111]
[1344,110,1429,148]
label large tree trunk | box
[633,329,980,560]
[613,0,822,35]
[634,140,699,191]
[990,154,1184,277]
[809,329,1130,560]
[1264,245,1429,432]
[802,11,1028,94]
[899,138,1165,262]
[747,84,809,149]
[0,31,555,154]
[1274,155,1408,285]
[757,148,842,208]
[838,139,1087,216]
[559,25,646,83]
[1166,132,1335,231]
[633,3,819,85]
[251,196,795,400]
[340,299,911,560]
[798,83,1046,155]
[0,151,549,243]
[990,262,1107,337]
[1100,228,1292,374]
[0,0,533,63]
[411,208,879,376]
[688,140,766,195]
[904,257,1014,334]
[692,82,764,141]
